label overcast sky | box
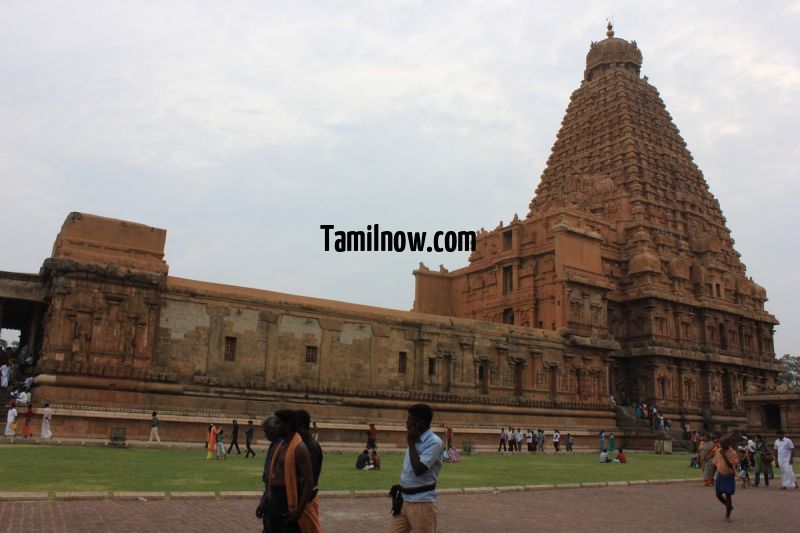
[1,1,798,356]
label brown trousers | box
[389,501,438,533]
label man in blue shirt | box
[390,403,443,533]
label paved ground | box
[1,482,798,532]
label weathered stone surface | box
[462,487,496,494]
[219,491,261,499]
[580,482,607,488]
[318,491,352,499]
[54,491,107,501]
[170,492,217,499]
[112,491,166,500]
[496,486,525,493]
[0,492,49,501]
[352,490,387,498]
[524,484,556,491]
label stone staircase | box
[614,406,652,429]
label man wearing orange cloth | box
[266,409,321,533]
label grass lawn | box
[0,445,701,493]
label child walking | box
[216,427,227,460]
[739,449,752,488]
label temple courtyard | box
[1,482,799,532]
[1,445,799,531]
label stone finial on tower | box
[606,21,614,38]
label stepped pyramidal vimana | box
[1,25,790,446]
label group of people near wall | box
[695,431,797,522]
[2,345,51,440]
[499,428,576,453]
[4,402,53,439]
[634,402,670,430]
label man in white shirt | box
[16,391,28,406]
[515,429,523,452]
[5,403,18,436]
[526,429,534,452]
[553,430,561,453]
[774,430,798,489]
[599,449,610,463]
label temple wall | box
[153,286,603,403]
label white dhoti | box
[41,419,52,438]
[4,421,15,436]
[778,459,798,488]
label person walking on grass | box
[216,427,227,460]
[149,411,160,443]
[552,429,561,453]
[244,420,256,458]
[207,423,218,460]
[712,435,739,522]
[228,419,241,455]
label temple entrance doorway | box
[764,404,781,430]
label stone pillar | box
[549,363,559,399]
[780,404,789,431]
[644,302,656,336]
[442,353,452,393]
[27,305,41,355]
[413,337,431,391]
[736,318,745,355]
[700,312,710,347]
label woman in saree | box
[206,423,218,460]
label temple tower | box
[413,25,781,429]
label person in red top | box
[367,423,378,450]
[712,435,740,522]
[22,405,33,438]
[615,449,627,463]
